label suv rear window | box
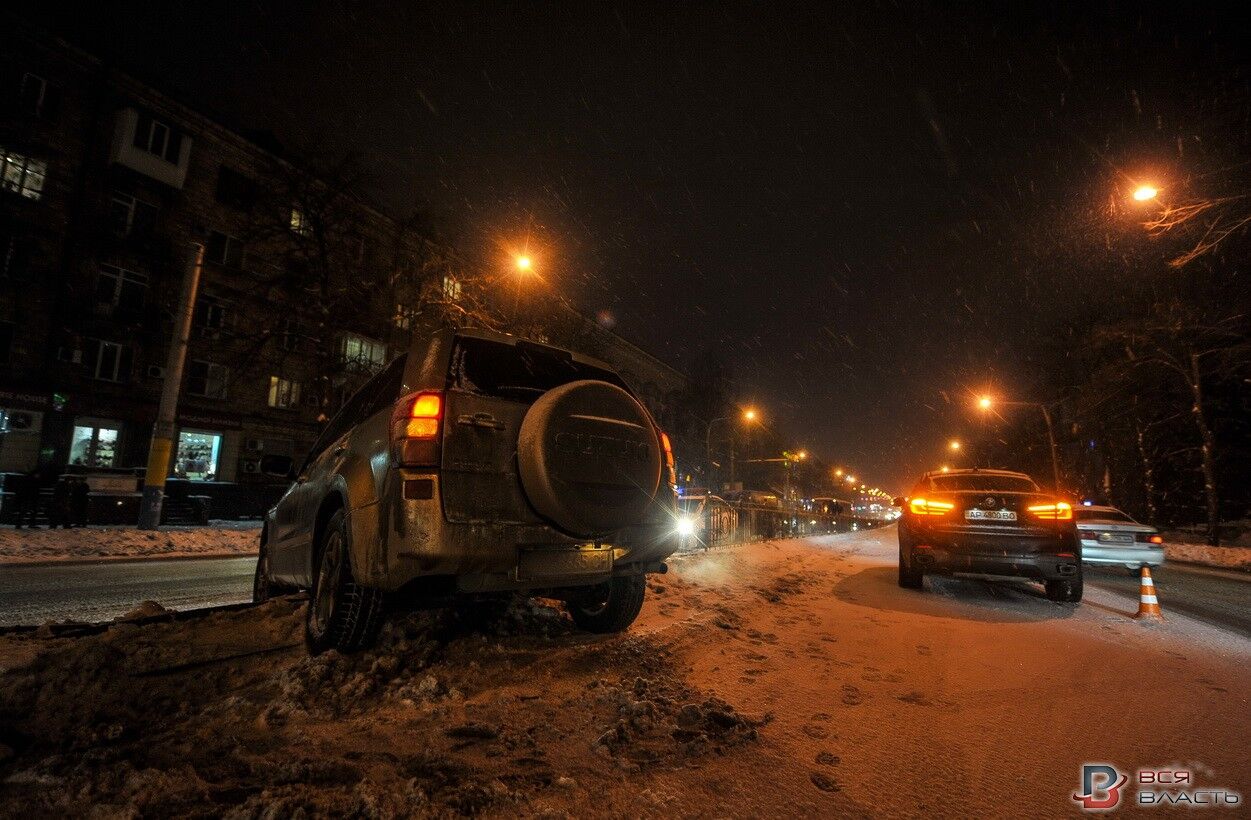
[928,474,1039,493]
[447,337,625,401]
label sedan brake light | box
[909,497,954,516]
[1027,501,1072,520]
[1137,533,1164,544]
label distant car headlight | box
[676,516,696,537]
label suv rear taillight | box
[392,391,442,467]
[909,497,954,516]
[660,431,676,487]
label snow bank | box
[0,522,260,565]
[1164,541,1251,571]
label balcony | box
[109,108,191,189]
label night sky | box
[27,2,1251,490]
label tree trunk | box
[1133,418,1158,526]
[1188,351,1221,547]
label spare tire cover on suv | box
[517,379,662,537]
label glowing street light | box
[515,254,533,271]
[834,468,844,478]
[949,439,961,451]
[978,395,993,411]
[1132,185,1159,202]
[845,475,856,484]
[743,408,758,423]
[940,465,950,473]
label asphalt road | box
[1085,562,1251,637]
[0,556,256,626]
[1,549,1247,638]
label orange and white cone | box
[1133,565,1165,622]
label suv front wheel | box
[567,575,647,633]
[305,508,385,653]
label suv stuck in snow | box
[254,329,680,653]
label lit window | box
[393,303,416,330]
[267,376,302,408]
[1,149,47,200]
[290,207,311,236]
[442,275,462,301]
[339,333,385,372]
[71,424,120,467]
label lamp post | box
[705,408,759,490]
[978,395,1062,492]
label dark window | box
[18,73,60,121]
[0,321,12,363]
[195,295,233,338]
[448,337,624,402]
[187,360,229,399]
[928,474,1039,493]
[0,230,32,279]
[107,192,159,238]
[95,264,148,314]
[205,231,243,268]
[86,338,133,382]
[133,114,183,163]
[215,166,259,211]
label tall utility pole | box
[138,243,204,530]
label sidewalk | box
[0,521,260,566]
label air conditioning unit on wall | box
[241,460,260,474]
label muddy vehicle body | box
[255,329,680,652]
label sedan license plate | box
[965,508,1017,521]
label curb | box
[0,550,258,569]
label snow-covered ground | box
[1165,540,1251,570]
[0,522,259,565]
[1,525,1247,816]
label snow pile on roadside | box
[0,593,760,817]
[1164,542,1251,571]
[0,523,260,565]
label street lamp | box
[1132,185,1159,202]
[978,395,1062,492]
[705,408,760,489]
[949,439,961,452]
[511,254,535,322]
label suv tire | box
[305,509,385,653]
[1045,576,1083,603]
[568,575,647,633]
[897,534,924,590]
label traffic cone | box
[1133,565,1165,622]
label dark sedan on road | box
[895,468,1082,602]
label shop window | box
[173,430,221,481]
[70,423,119,467]
[267,375,301,408]
[187,360,229,399]
[1,148,47,200]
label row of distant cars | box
[895,468,1165,603]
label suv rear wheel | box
[1045,576,1083,603]
[897,534,923,590]
[305,509,385,653]
[567,575,647,633]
